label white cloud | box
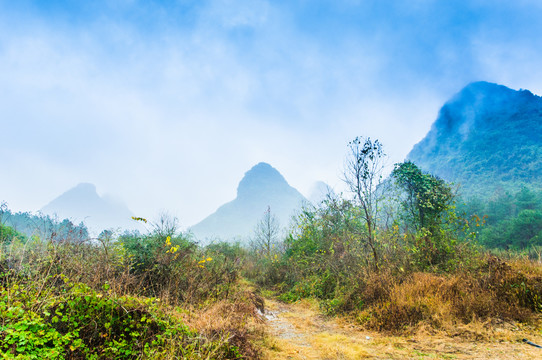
[1,1,541,227]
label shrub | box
[0,274,247,359]
[0,214,262,359]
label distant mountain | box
[41,183,137,233]
[407,81,542,198]
[190,163,307,242]
[307,181,335,205]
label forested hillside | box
[408,81,542,197]
[408,82,542,249]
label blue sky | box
[2,0,542,227]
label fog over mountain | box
[307,181,335,205]
[4,2,542,225]
[41,183,137,234]
[190,163,306,242]
[407,81,542,197]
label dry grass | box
[263,299,373,359]
[261,255,542,359]
[355,256,542,334]
[263,297,542,359]
[185,290,266,359]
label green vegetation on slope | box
[459,187,542,250]
[408,81,542,198]
[407,82,542,251]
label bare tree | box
[343,137,386,269]
[253,206,280,258]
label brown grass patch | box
[357,256,542,334]
[263,296,542,359]
[180,289,266,359]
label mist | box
[2,1,542,227]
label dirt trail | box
[263,298,372,359]
[262,298,542,360]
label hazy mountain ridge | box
[41,183,136,233]
[307,181,335,205]
[190,162,307,242]
[407,81,542,197]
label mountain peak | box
[442,82,537,122]
[410,82,540,150]
[191,162,306,242]
[41,183,135,233]
[460,81,534,97]
[407,81,542,197]
[237,162,290,199]
[49,183,100,203]
[462,81,507,92]
[73,182,97,193]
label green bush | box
[0,275,243,359]
[0,223,27,244]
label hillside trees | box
[0,201,8,224]
[509,209,542,247]
[0,223,26,244]
[459,187,542,249]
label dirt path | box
[261,298,542,360]
[263,298,372,359]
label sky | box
[2,0,542,228]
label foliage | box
[0,210,263,359]
[0,223,27,244]
[0,275,243,359]
[392,161,454,233]
[460,187,542,250]
[392,161,463,269]
[357,256,542,333]
[4,128,542,351]
[244,141,488,329]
